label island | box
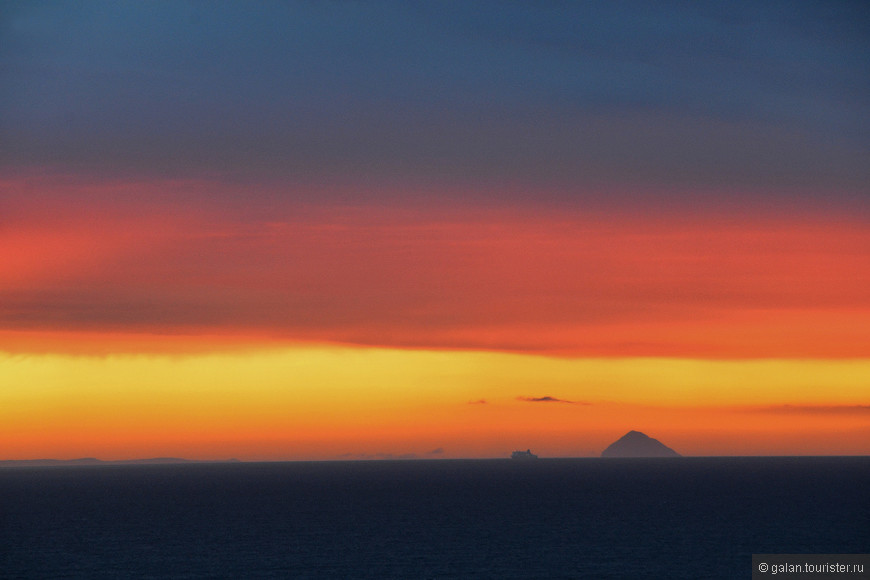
[601,430,681,457]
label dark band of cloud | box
[517,396,589,405]
[2,1,868,196]
[753,404,870,415]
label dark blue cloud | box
[2,1,867,199]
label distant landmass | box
[0,458,241,467]
[601,430,681,457]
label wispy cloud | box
[516,396,589,405]
[468,399,487,405]
[751,405,870,415]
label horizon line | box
[2,454,868,467]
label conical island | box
[601,430,681,457]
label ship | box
[511,449,538,460]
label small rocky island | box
[601,430,681,457]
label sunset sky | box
[2,1,868,460]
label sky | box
[1,0,869,460]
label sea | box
[1,457,867,579]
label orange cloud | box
[2,176,869,358]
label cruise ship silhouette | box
[511,449,538,460]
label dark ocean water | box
[1,457,867,579]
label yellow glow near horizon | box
[2,346,868,459]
